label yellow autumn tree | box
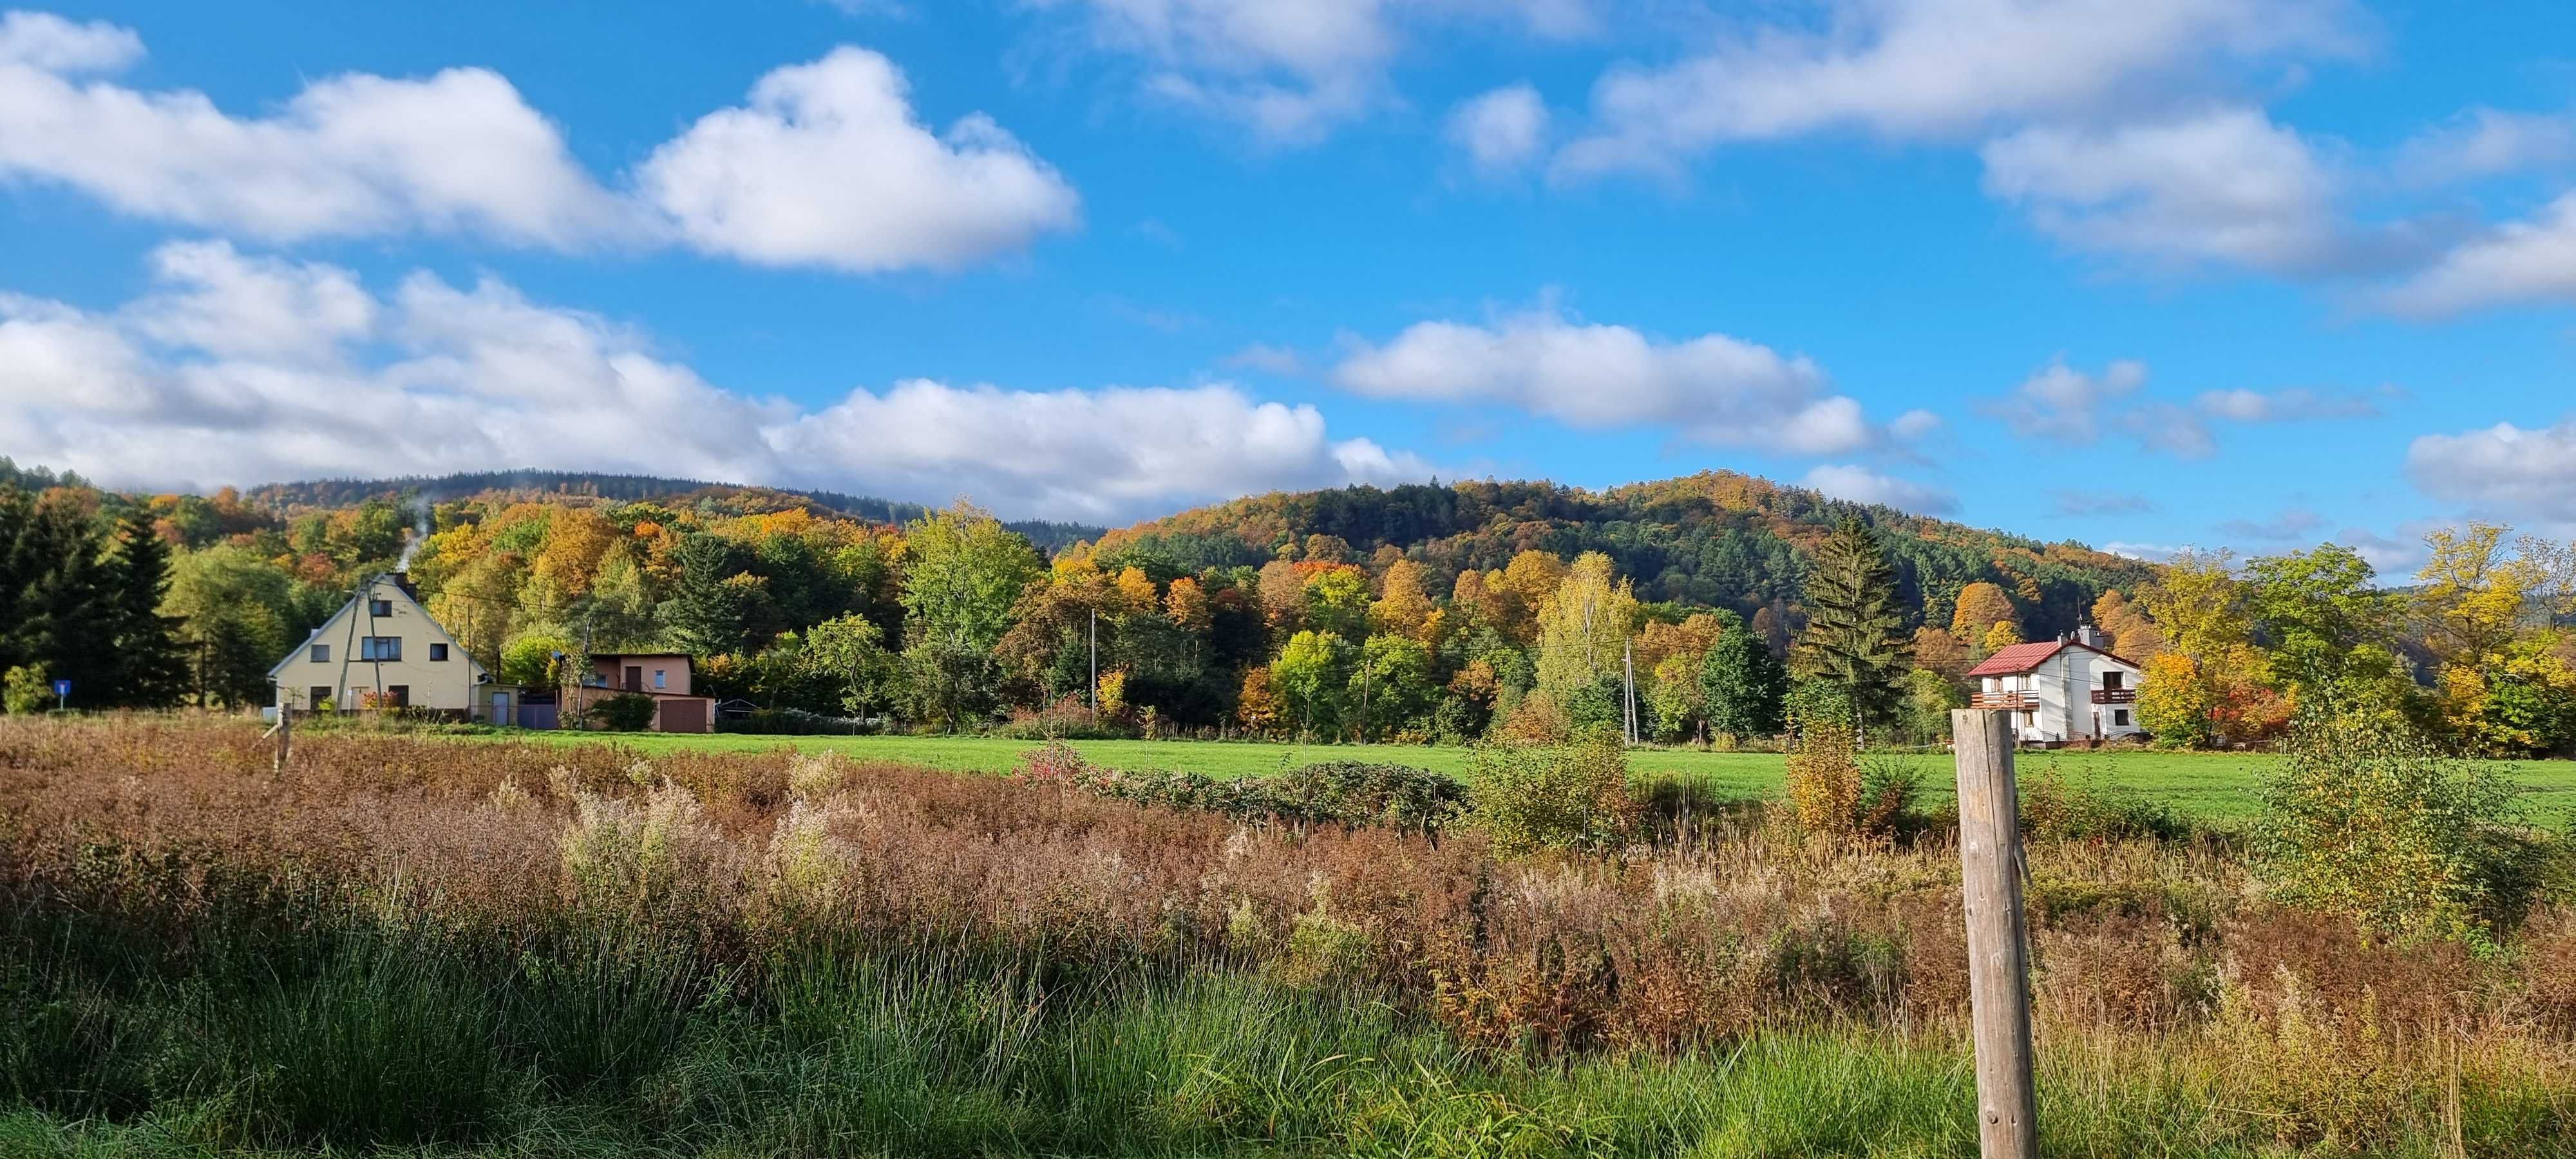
[1493,551,1569,644]
[1950,581,2018,644]
[1164,576,1211,632]
[1533,552,1639,701]
[1982,619,2024,653]
[1370,558,1436,639]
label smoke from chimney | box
[395,509,430,572]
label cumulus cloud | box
[1799,464,1957,514]
[1448,83,1549,173]
[2377,191,2576,316]
[0,10,140,71]
[2394,107,2576,187]
[1032,0,1590,145]
[1553,0,2358,178]
[1978,108,2351,273]
[1331,302,1880,453]
[2103,541,2186,562]
[0,15,1077,270]
[0,243,1423,521]
[2406,419,2576,522]
[637,46,1079,272]
[1978,357,2148,443]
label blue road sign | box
[52,679,69,697]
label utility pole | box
[1088,608,1098,722]
[1953,708,2038,1159]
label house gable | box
[269,575,486,684]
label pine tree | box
[1791,518,1913,730]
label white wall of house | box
[1979,646,2143,743]
[270,575,490,714]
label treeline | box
[8,462,2573,757]
[242,469,1104,551]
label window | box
[370,598,392,617]
[359,636,401,661]
[386,685,410,708]
[2114,709,2131,727]
[309,686,331,708]
[652,669,667,689]
[309,643,330,663]
[2102,671,2125,691]
[429,643,448,662]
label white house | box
[1965,627,2144,746]
[269,573,511,721]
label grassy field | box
[476,729,2576,822]
[6,716,2571,1156]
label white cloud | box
[2103,540,2185,562]
[1033,0,1591,145]
[1889,408,1944,440]
[1554,0,2358,178]
[2377,191,2576,316]
[1449,83,1549,173]
[0,10,139,71]
[1799,464,1957,514]
[1982,357,2264,458]
[2406,419,2576,522]
[0,243,1422,522]
[1978,107,2347,273]
[2193,386,2381,422]
[1978,357,2148,442]
[1331,302,1879,453]
[2394,107,2576,187]
[0,17,1076,271]
[638,46,1080,272]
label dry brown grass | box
[4,712,2571,1140]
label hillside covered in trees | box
[1094,471,2155,641]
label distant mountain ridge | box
[239,469,1106,551]
[1092,470,2156,636]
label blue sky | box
[3,1,2575,572]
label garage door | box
[657,699,707,733]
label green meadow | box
[475,730,2576,822]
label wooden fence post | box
[1953,708,2037,1159]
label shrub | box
[1466,730,1640,856]
[2018,760,2191,843]
[1273,760,1468,836]
[588,693,659,732]
[2,665,48,715]
[1782,715,1917,840]
[717,707,877,735]
[2254,705,2535,945]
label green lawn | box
[467,730,2576,822]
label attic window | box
[430,643,448,662]
[370,598,393,617]
[309,644,329,663]
[359,637,401,661]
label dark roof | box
[1965,638,2140,677]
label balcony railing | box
[2090,688,2136,704]
[1969,692,2036,710]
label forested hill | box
[1092,471,2156,636]
[238,470,1104,551]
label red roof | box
[1965,639,2139,677]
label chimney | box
[2077,624,2103,648]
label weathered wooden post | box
[1952,708,2037,1159]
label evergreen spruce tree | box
[99,508,189,707]
[1790,518,1913,731]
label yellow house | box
[270,574,501,719]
